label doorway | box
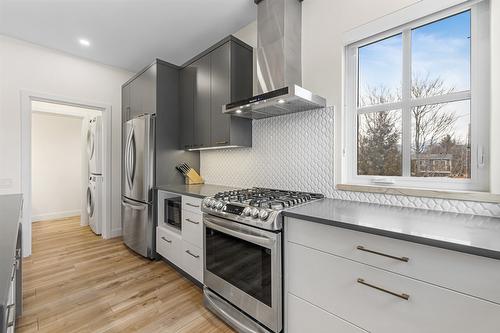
[31,102,102,233]
[21,92,113,257]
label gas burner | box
[201,187,324,231]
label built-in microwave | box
[157,190,182,230]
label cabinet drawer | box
[287,242,500,333]
[287,293,367,333]
[286,217,500,304]
[182,210,203,248]
[182,195,202,213]
[156,226,182,266]
[181,241,203,282]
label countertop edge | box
[282,211,500,261]
[154,186,206,199]
[0,194,22,310]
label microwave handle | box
[204,217,275,248]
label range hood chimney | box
[224,0,326,119]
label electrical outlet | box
[0,178,13,188]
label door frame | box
[21,90,113,257]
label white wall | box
[0,35,133,251]
[31,113,82,221]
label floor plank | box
[16,216,234,333]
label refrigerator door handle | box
[125,127,134,190]
[129,129,136,188]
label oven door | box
[203,214,282,333]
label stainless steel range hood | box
[223,0,326,119]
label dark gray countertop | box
[283,198,500,260]
[0,194,22,308]
[155,184,239,199]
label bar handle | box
[186,250,199,258]
[357,278,410,300]
[6,304,15,327]
[186,218,200,225]
[161,236,172,244]
[215,141,228,145]
[357,245,409,262]
[186,203,199,208]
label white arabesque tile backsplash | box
[200,107,500,217]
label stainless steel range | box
[202,188,323,333]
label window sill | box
[336,184,500,204]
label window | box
[344,2,490,191]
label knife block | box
[184,169,204,185]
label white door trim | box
[21,90,113,257]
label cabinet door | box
[210,42,231,147]
[180,67,195,149]
[129,64,157,119]
[122,84,131,123]
[129,78,142,119]
[192,56,211,148]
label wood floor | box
[17,216,234,333]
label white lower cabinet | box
[182,210,203,248]
[287,242,500,333]
[156,226,182,266]
[157,194,204,283]
[287,293,367,333]
[181,241,203,282]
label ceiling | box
[0,0,256,72]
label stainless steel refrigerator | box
[122,114,155,258]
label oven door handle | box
[204,217,275,248]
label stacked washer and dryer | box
[86,116,103,235]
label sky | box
[358,10,471,145]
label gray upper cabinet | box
[121,59,200,185]
[210,42,231,147]
[122,83,131,123]
[179,66,195,149]
[124,64,157,121]
[179,36,253,150]
[193,55,212,149]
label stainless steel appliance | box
[202,188,324,333]
[157,190,182,230]
[122,114,155,258]
[223,0,326,119]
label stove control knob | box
[242,207,252,216]
[209,199,217,208]
[259,210,269,221]
[251,208,260,218]
[203,198,212,207]
[215,201,224,210]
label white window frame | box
[343,0,490,191]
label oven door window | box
[206,227,272,307]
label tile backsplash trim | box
[200,107,500,217]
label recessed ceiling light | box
[278,99,285,104]
[236,109,242,113]
[78,38,90,47]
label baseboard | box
[32,210,81,222]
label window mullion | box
[401,29,412,178]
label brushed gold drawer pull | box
[186,218,200,225]
[186,203,200,208]
[356,245,409,262]
[357,278,410,300]
[216,141,228,145]
[161,236,172,244]
[186,250,200,258]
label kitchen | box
[1,0,500,332]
